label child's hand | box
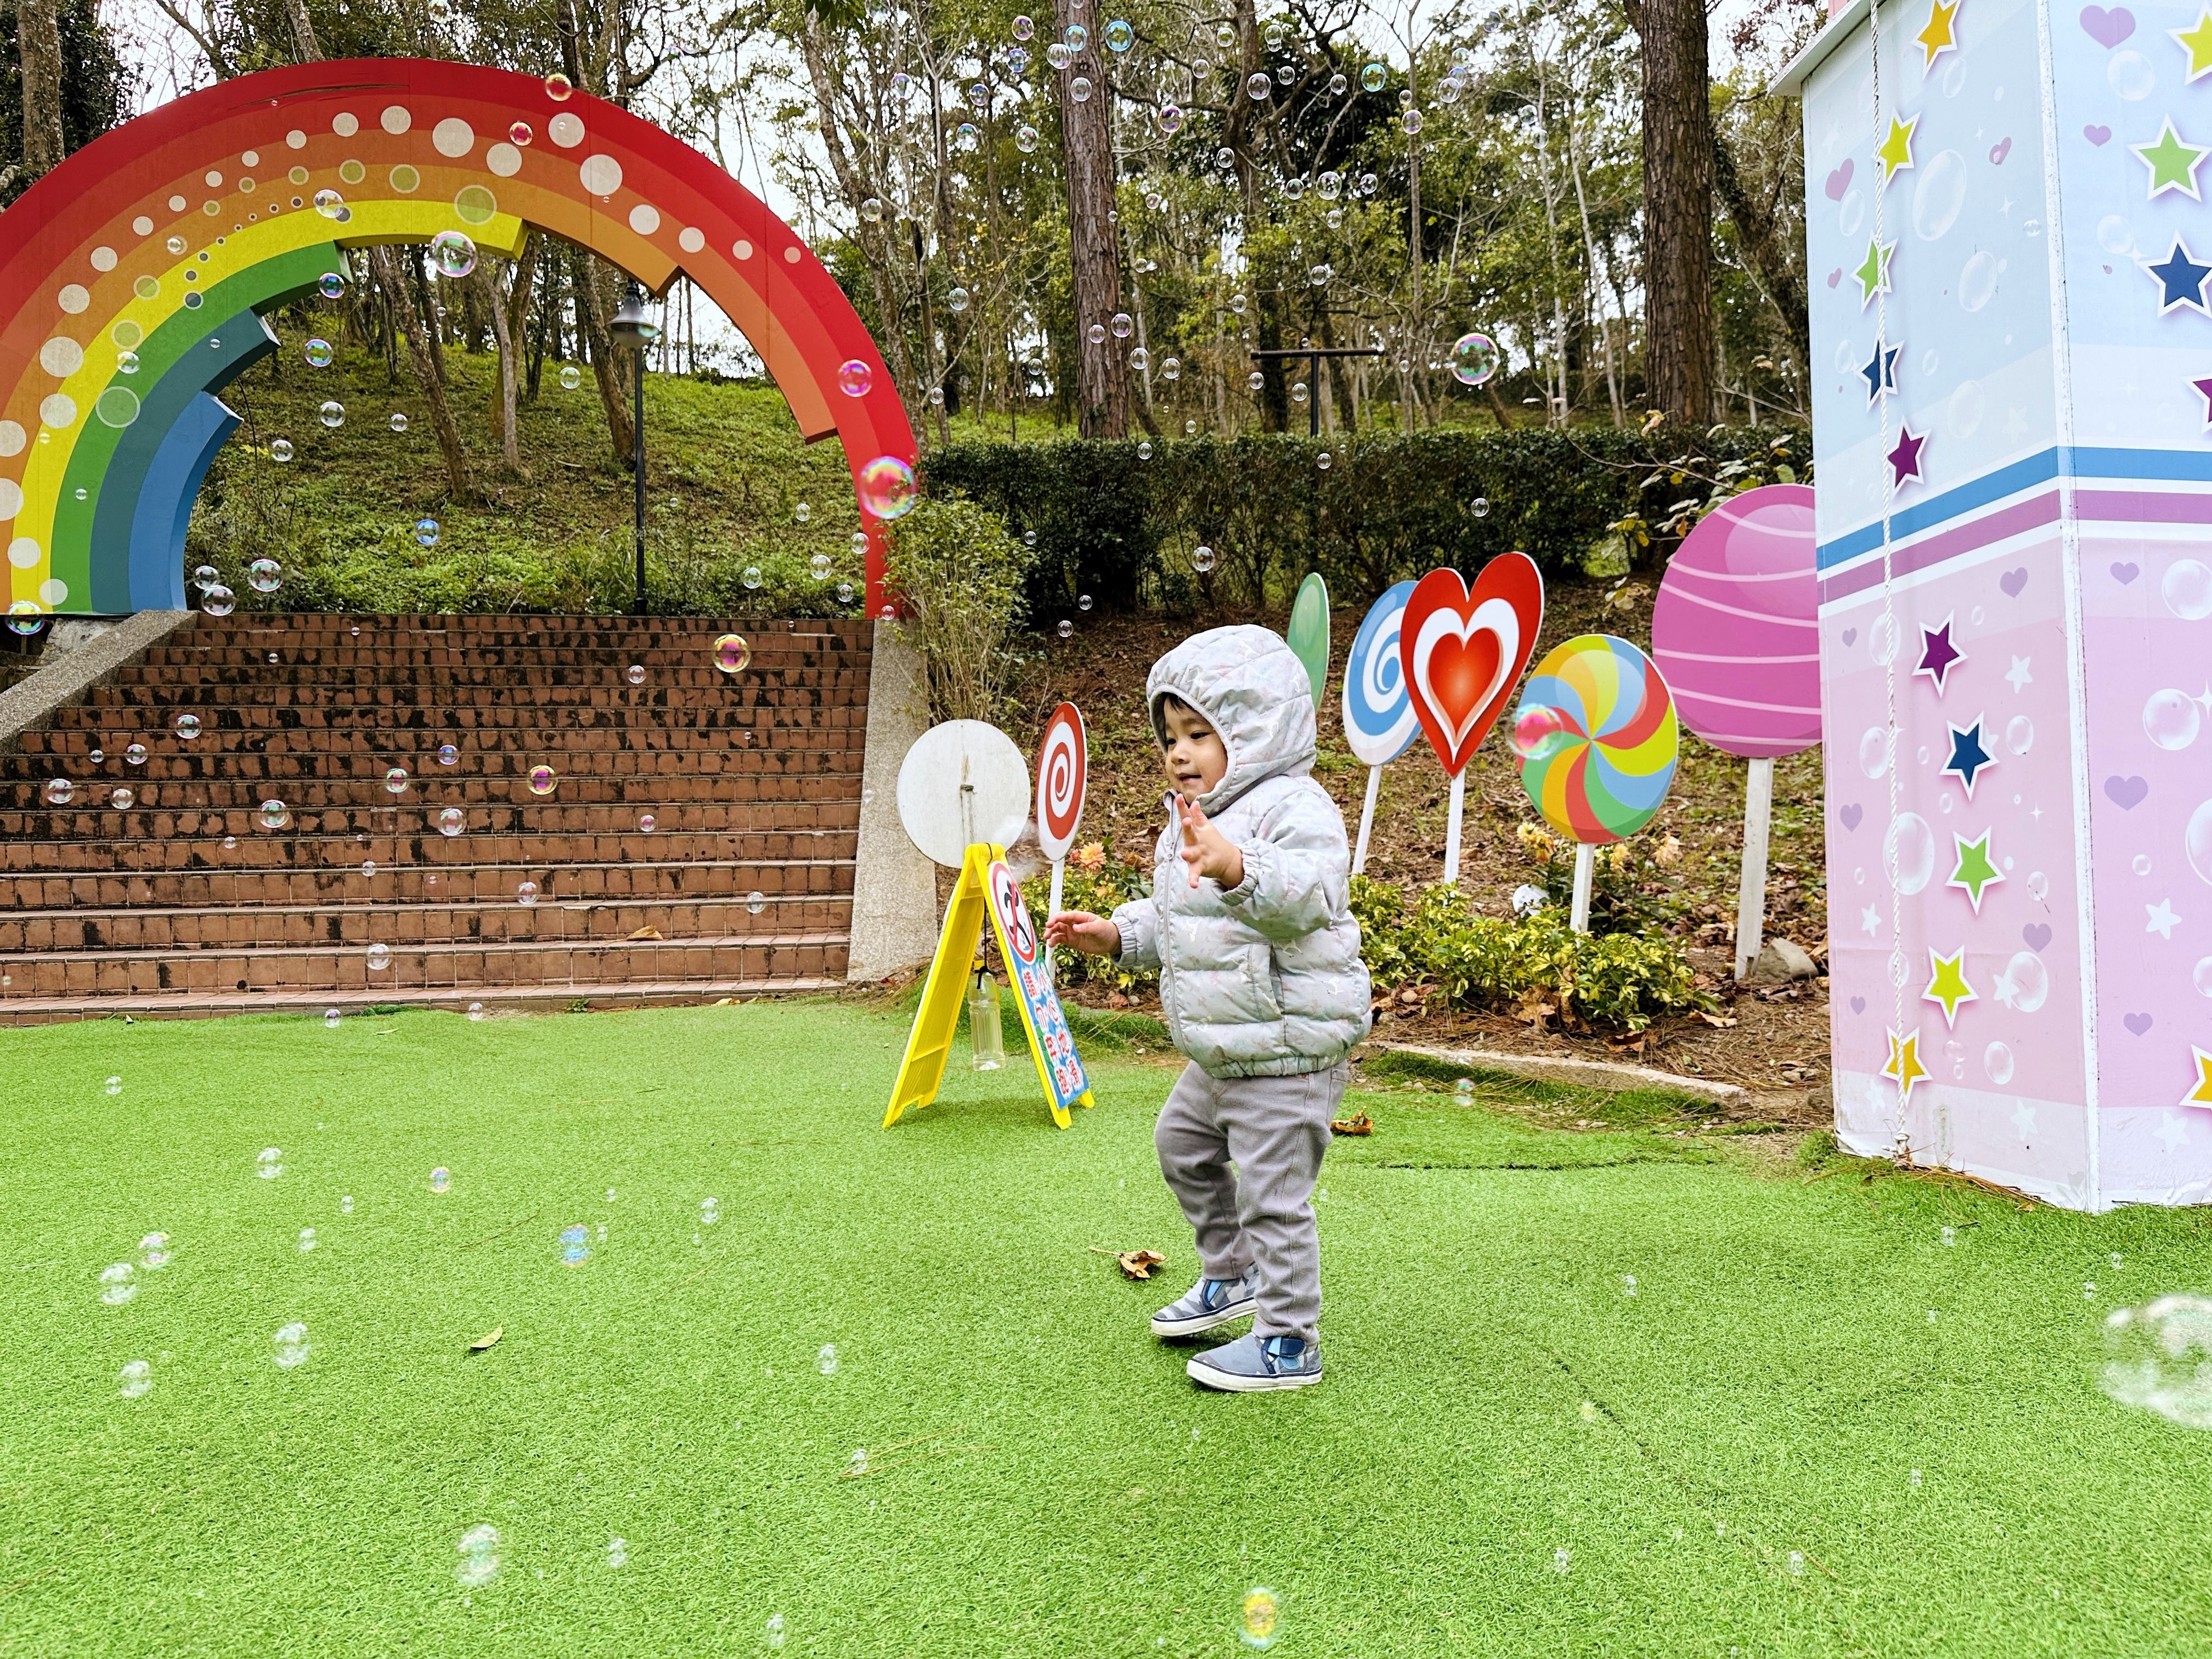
[1177,795,1246,890]
[1046,911,1121,957]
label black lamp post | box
[608,283,661,613]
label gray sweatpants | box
[1154,1060,1349,1344]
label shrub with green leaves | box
[885,496,1035,724]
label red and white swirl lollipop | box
[1036,703,1088,925]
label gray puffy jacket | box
[1109,625,1373,1077]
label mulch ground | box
[1006,575,1833,1122]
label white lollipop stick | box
[1570,843,1595,933]
[1049,859,1065,920]
[1352,766,1380,875]
[1733,757,1775,981]
[1442,771,1465,885]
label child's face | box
[1161,699,1229,798]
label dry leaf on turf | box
[1697,1012,1738,1029]
[1329,1113,1374,1137]
[467,1325,503,1352]
[1115,1249,1167,1279]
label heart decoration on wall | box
[1401,552,1546,776]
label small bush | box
[1350,876,1707,1032]
[885,496,1035,724]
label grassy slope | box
[187,346,879,615]
[4,1001,2208,1656]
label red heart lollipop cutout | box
[1401,554,1545,776]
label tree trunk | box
[372,246,472,500]
[477,240,534,475]
[18,0,67,179]
[572,249,636,466]
[1628,0,1715,425]
[1712,123,1812,387]
[1054,0,1130,437]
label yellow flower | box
[1652,834,1682,867]
[1071,842,1105,872]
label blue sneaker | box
[1187,1332,1324,1392]
[1150,1271,1258,1338]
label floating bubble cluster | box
[2104,1296,2212,1427]
[561,1223,591,1266]
[273,1322,310,1368]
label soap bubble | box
[2163,560,2212,620]
[2001,949,2050,1012]
[838,582,854,602]
[304,337,334,368]
[428,1165,452,1194]
[850,456,911,526]
[639,813,656,831]
[545,70,574,98]
[1192,544,1216,573]
[517,880,539,906]
[137,1231,171,1269]
[701,1195,721,1226]
[837,359,873,397]
[119,1360,154,1400]
[385,766,408,794]
[748,890,767,914]
[1884,813,1934,893]
[389,412,408,432]
[2103,1296,2212,1427]
[174,713,202,740]
[118,349,140,374]
[1159,103,1184,133]
[99,1263,137,1306]
[1105,18,1133,50]
[437,743,459,765]
[508,120,533,145]
[560,364,582,391]
[257,1147,283,1178]
[366,941,391,969]
[297,1227,317,1252]
[765,1613,787,1649]
[1512,705,1571,760]
[561,1223,591,1265]
[1449,332,1499,386]
[1017,124,1039,151]
[528,764,556,794]
[202,585,236,616]
[123,743,146,766]
[1110,312,1133,338]
[314,188,345,217]
[742,566,764,589]
[274,1322,310,1367]
[256,798,290,831]
[1240,1587,1280,1648]
[414,517,439,548]
[817,1342,840,1375]
[318,400,343,428]
[810,552,832,579]
[430,230,477,279]
[270,438,294,462]
[2144,689,2200,750]
[1058,619,1075,639]
[714,635,751,674]
[947,286,971,314]
[1246,70,1273,99]
[247,558,282,593]
[1362,62,1387,91]
[456,1523,500,1586]
[1013,13,1034,37]
[438,806,464,836]
[1070,75,1091,99]
[42,778,74,807]
[109,785,132,810]
[325,1008,341,1027]
[1984,1042,2015,1084]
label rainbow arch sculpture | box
[0,59,917,617]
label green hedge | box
[923,424,1808,614]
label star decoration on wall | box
[2147,897,2182,939]
[1883,1028,1929,1105]
[1876,114,1918,183]
[1861,903,1883,936]
[2183,1047,2212,1107]
[1863,336,1902,404]
[1923,949,1978,1028]
[2004,654,2033,691]
[2156,1109,2192,1149]
[2012,1101,2038,1139]
[1918,0,1960,65]
[1943,716,1995,795]
[1915,614,1964,692]
[2133,119,2209,200]
[1856,236,1897,308]
[2193,377,2212,428]
[1889,425,1928,489]
[2173,10,2212,81]
[1947,831,2005,911]
[2146,239,2212,316]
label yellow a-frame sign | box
[884,844,1096,1130]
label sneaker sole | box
[1150,1298,1257,1339]
[1186,1355,1323,1392]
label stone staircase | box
[0,613,870,1020]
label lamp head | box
[610,283,661,346]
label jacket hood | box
[1147,625,1316,813]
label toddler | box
[1047,624,1370,1391]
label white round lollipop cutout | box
[896,719,1032,868]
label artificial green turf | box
[4,1000,2211,1656]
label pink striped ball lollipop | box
[1650,484,1820,759]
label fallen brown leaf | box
[1329,1113,1373,1137]
[1697,1012,1739,1029]
[467,1325,503,1352]
[628,925,663,941]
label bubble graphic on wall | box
[1884,813,1936,894]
